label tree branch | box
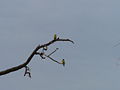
[0,37,74,76]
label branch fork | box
[0,35,74,77]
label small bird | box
[54,34,57,40]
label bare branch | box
[0,37,73,76]
[36,52,61,64]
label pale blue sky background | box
[0,0,120,90]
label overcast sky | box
[0,0,120,90]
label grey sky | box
[0,0,120,90]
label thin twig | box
[44,54,62,64]
[48,48,59,56]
